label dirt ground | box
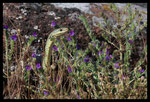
[3,3,93,49]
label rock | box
[133,3,147,8]
[23,3,42,13]
[10,65,17,71]
[11,29,17,34]
[92,16,105,27]
[47,11,56,16]
[50,3,147,31]
[34,25,38,30]
[51,3,93,14]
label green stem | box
[4,29,11,98]
[119,34,124,91]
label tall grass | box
[3,3,147,99]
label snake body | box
[42,28,68,71]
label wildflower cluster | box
[3,3,147,99]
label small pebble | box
[47,11,56,16]
[10,66,17,71]
[25,35,29,39]
[38,39,40,43]
[18,16,23,19]
[54,16,61,20]
[24,13,27,15]
[34,25,38,29]
[11,29,17,34]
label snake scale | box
[42,28,68,71]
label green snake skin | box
[42,28,68,71]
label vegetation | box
[3,4,147,99]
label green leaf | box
[8,39,15,60]
[79,63,86,71]
[131,31,135,40]
[136,73,141,78]
[27,36,35,47]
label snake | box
[42,28,68,71]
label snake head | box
[49,28,68,39]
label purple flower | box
[36,63,41,69]
[68,66,72,73]
[99,64,103,67]
[69,30,75,36]
[51,21,56,27]
[67,37,72,41]
[10,35,17,41]
[84,56,90,63]
[33,32,37,37]
[123,75,127,80]
[140,69,144,73]
[44,91,48,95]
[99,50,102,55]
[32,52,36,58]
[110,55,113,58]
[93,43,96,47]
[106,48,109,54]
[128,40,133,44]
[76,44,80,50]
[52,45,58,51]
[77,94,81,99]
[114,63,120,68]
[105,55,110,60]
[3,25,8,29]
[26,65,32,71]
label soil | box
[3,3,93,50]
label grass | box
[3,3,147,99]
